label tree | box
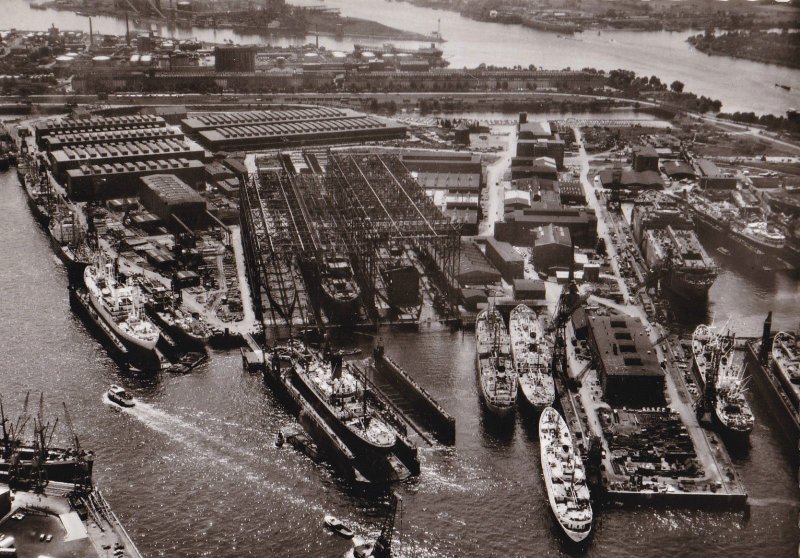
[670,80,684,93]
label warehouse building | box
[516,138,565,169]
[662,160,696,180]
[533,224,572,273]
[495,190,597,247]
[598,167,664,191]
[631,145,659,172]
[696,159,737,190]
[457,238,502,286]
[139,174,208,230]
[49,138,205,181]
[513,278,546,301]
[184,108,407,151]
[43,126,183,151]
[485,237,525,284]
[66,158,205,201]
[587,314,665,407]
[34,114,167,149]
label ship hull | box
[0,453,94,485]
[517,381,552,414]
[662,270,713,302]
[712,407,753,441]
[476,354,516,418]
[321,288,360,325]
[150,310,209,349]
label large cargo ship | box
[686,192,791,271]
[48,201,91,281]
[475,308,516,417]
[771,331,800,412]
[84,258,160,356]
[0,396,94,487]
[631,192,717,301]
[509,304,555,412]
[691,324,754,438]
[538,407,592,543]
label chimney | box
[125,12,130,46]
[519,112,528,124]
[88,17,93,49]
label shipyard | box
[0,1,799,557]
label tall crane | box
[63,402,91,491]
[372,492,401,558]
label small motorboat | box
[107,385,135,407]
[324,515,354,539]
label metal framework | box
[326,152,461,312]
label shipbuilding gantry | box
[326,152,461,313]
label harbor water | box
[1,161,799,556]
[3,0,800,115]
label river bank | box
[688,31,800,71]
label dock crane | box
[371,492,401,558]
[63,402,92,492]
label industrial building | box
[662,160,696,180]
[484,237,525,284]
[34,115,167,149]
[139,174,208,230]
[183,107,407,151]
[631,145,659,173]
[510,156,559,180]
[42,127,184,151]
[65,158,205,201]
[598,167,664,192]
[495,190,597,247]
[533,224,572,273]
[586,314,665,407]
[512,278,546,301]
[696,159,737,190]
[49,138,205,182]
[516,139,565,169]
[457,238,502,286]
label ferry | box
[538,407,592,542]
[475,308,516,417]
[509,305,555,412]
[107,385,135,408]
[84,258,160,355]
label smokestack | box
[88,17,93,49]
[125,12,130,46]
[519,112,527,124]
[760,311,773,363]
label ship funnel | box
[760,311,772,363]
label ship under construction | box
[240,150,461,340]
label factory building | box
[631,145,659,173]
[43,127,184,151]
[495,190,597,247]
[662,160,696,180]
[34,115,167,149]
[696,159,737,190]
[598,167,664,192]
[139,174,208,230]
[457,238,502,286]
[516,139,565,169]
[214,46,258,73]
[512,278,546,301]
[484,237,525,284]
[183,107,406,151]
[66,158,205,201]
[533,224,572,274]
[586,314,665,407]
[510,156,559,180]
[49,138,205,182]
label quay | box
[0,482,142,558]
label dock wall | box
[373,347,456,444]
[745,341,800,443]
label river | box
[4,0,800,115]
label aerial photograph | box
[0,0,798,556]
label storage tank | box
[92,55,112,67]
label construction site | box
[240,150,462,339]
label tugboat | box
[475,307,516,417]
[692,324,754,439]
[324,515,355,539]
[509,304,555,412]
[539,407,592,543]
[106,385,135,408]
[84,256,160,356]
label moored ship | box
[476,308,516,417]
[48,201,92,280]
[84,257,160,356]
[509,304,555,412]
[319,252,361,324]
[692,324,754,438]
[771,331,800,412]
[632,192,717,301]
[538,407,592,543]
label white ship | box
[771,331,800,412]
[538,407,592,542]
[475,308,516,417]
[509,304,555,412]
[84,258,160,354]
